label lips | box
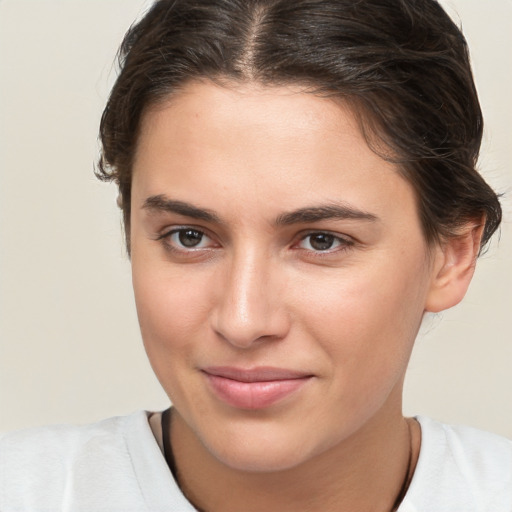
[202,366,313,410]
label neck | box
[169,401,420,512]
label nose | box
[211,250,290,349]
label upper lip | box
[202,366,313,382]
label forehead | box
[132,81,418,228]
[137,81,360,162]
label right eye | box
[160,228,216,251]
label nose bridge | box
[212,244,288,348]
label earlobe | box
[425,222,484,313]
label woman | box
[1,1,510,511]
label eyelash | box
[156,227,218,253]
[156,227,354,257]
[295,231,354,255]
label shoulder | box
[402,416,512,512]
[0,411,143,467]
[0,411,157,511]
[418,416,512,480]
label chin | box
[209,442,311,473]
[194,417,327,474]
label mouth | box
[201,366,314,410]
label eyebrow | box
[142,195,221,223]
[142,195,378,226]
[275,204,378,226]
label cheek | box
[132,265,216,408]
[293,256,429,380]
[132,263,212,355]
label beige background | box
[0,0,511,436]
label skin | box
[130,81,481,511]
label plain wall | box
[1,0,511,435]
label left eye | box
[298,233,348,251]
[167,228,212,249]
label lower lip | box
[204,373,311,410]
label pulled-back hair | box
[97,0,502,252]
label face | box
[130,81,437,472]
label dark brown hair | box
[97,0,502,252]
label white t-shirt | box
[1,411,511,511]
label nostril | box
[210,256,291,348]
[211,301,290,349]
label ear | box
[425,221,485,313]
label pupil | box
[310,234,334,251]
[179,229,202,247]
